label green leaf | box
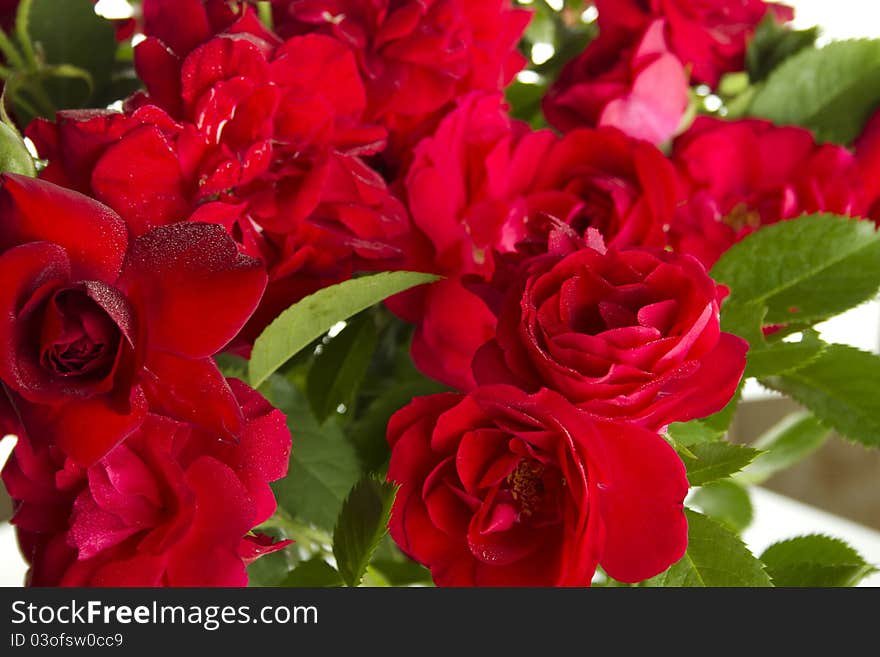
[214,353,248,380]
[249,271,439,388]
[246,548,291,587]
[307,313,378,422]
[666,420,724,448]
[763,345,880,449]
[644,510,772,587]
[690,480,754,533]
[749,39,880,144]
[350,377,449,473]
[24,0,116,110]
[699,381,744,436]
[281,558,344,587]
[745,330,826,379]
[0,121,34,176]
[761,535,876,587]
[736,411,831,485]
[679,442,761,487]
[371,558,433,587]
[746,13,819,83]
[264,375,361,531]
[333,477,398,587]
[711,215,880,337]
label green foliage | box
[690,480,754,533]
[332,477,398,587]
[0,120,34,176]
[764,345,880,449]
[281,558,344,587]
[744,330,826,379]
[761,535,876,587]
[263,375,361,532]
[307,314,378,422]
[678,442,761,487]
[737,412,831,485]
[749,39,880,144]
[712,215,880,343]
[249,272,439,388]
[666,420,724,448]
[1,0,133,124]
[746,13,819,83]
[645,510,772,587]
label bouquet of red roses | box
[0,0,877,587]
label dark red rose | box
[28,29,411,345]
[595,0,794,87]
[669,117,870,268]
[0,175,266,465]
[141,0,242,58]
[543,20,689,145]
[522,126,678,252]
[473,232,747,429]
[269,0,530,161]
[2,380,291,587]
[855,109,880,221]
[397,93,679,389]
[386,385,688,586]
[391,92,552,389]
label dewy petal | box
[91,124,191,235]
[141,351,244,441]
[15,387,149,467]
[0,175,128,282]
[589,419,688,583]
[120,222,267,358]
[0,243,70,400]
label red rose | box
[473,232,747,429]
[270,0,530,160]
[398,94,679,389]
[523,126,678,252]
[141,0,241,58]
[386,386,688,586]
[670,117,870,268]
[855,109,880,221]
[0,175,266,465]
[595,0,794,87]
[392,93,552,389]
[29,29,411,345]
[543,20,689,145]
[2,380,291,587]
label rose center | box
[722,203,761,231]
[507,458,546,517]
[40,287,122,378]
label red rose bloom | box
[855,109,880,221]
[0,175,266,465]
[543,20,689,145]
[2,380,291,587]
[29,26,411,344]
[595,0,794,87]
[141,0,241,58]
[392,93,553,389]
[270,0,530,159]
[397,94,680,389]
[522,126,678,252]
[386,386,688,586]
[473,232,747,429]
[669,117,870,268]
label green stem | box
[0,28,25,70]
